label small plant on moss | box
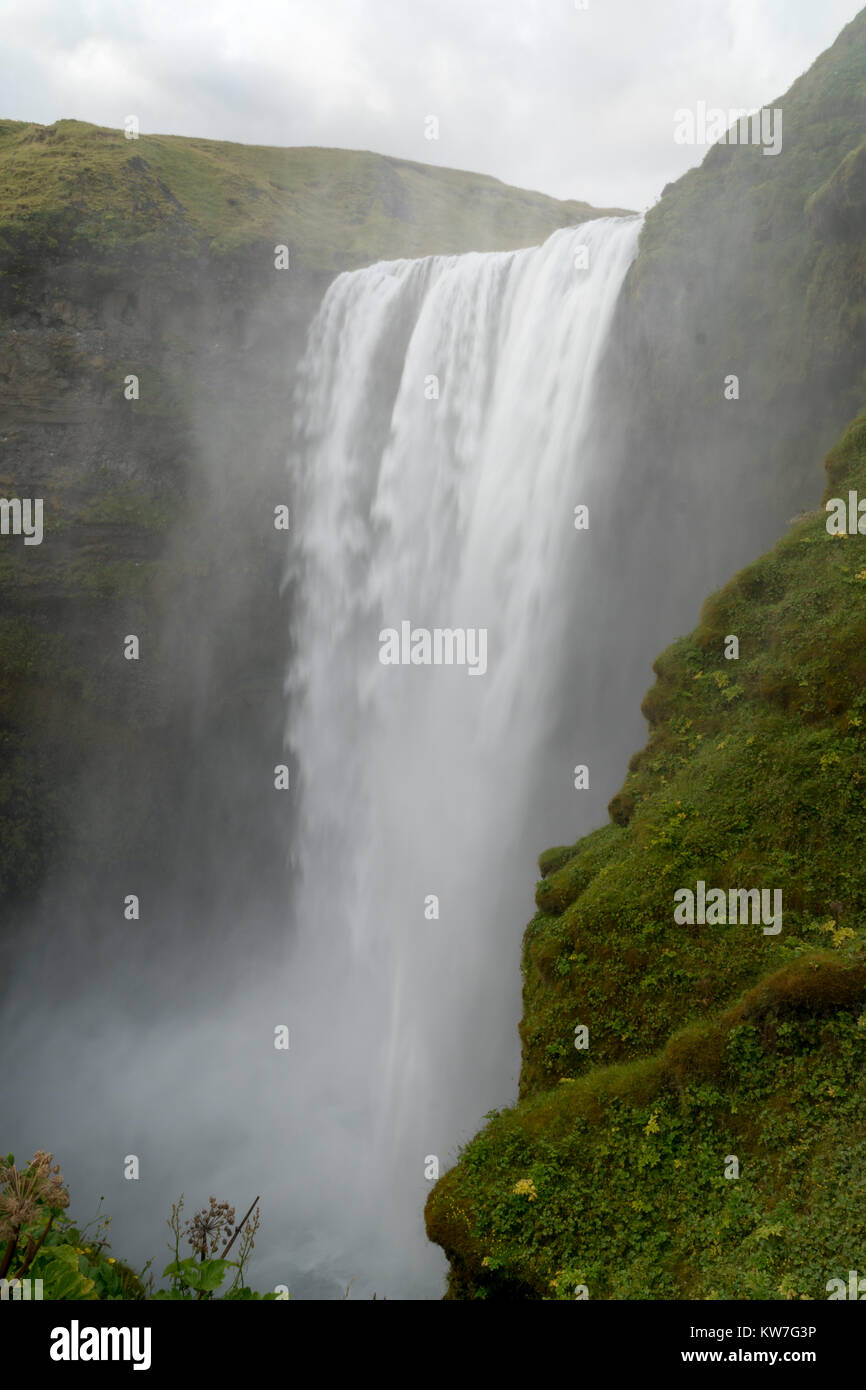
[819,919,857,949]
[512,1178,538,1201]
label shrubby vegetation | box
[0,1151,282,1299]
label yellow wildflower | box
[512,1178,537,1201]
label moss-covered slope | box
[426,415,866,1299]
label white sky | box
[0,0,861,209]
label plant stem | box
[0,1228,21,1281]
[220,1197,259,1261]
[19,1213,54,1278]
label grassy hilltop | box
[0,118,629,272]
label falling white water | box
[283,216,642,1296]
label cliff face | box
[0,229,322,919]
[597,6,866,582]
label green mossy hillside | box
[426,414,866,1298]
[427,957,866,1300]
[522,415,866,1098]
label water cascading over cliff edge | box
[282,215,642,1295]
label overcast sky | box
[1,0,861,209]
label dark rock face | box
[0,231,329,957]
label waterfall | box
[283,215,642,1296]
